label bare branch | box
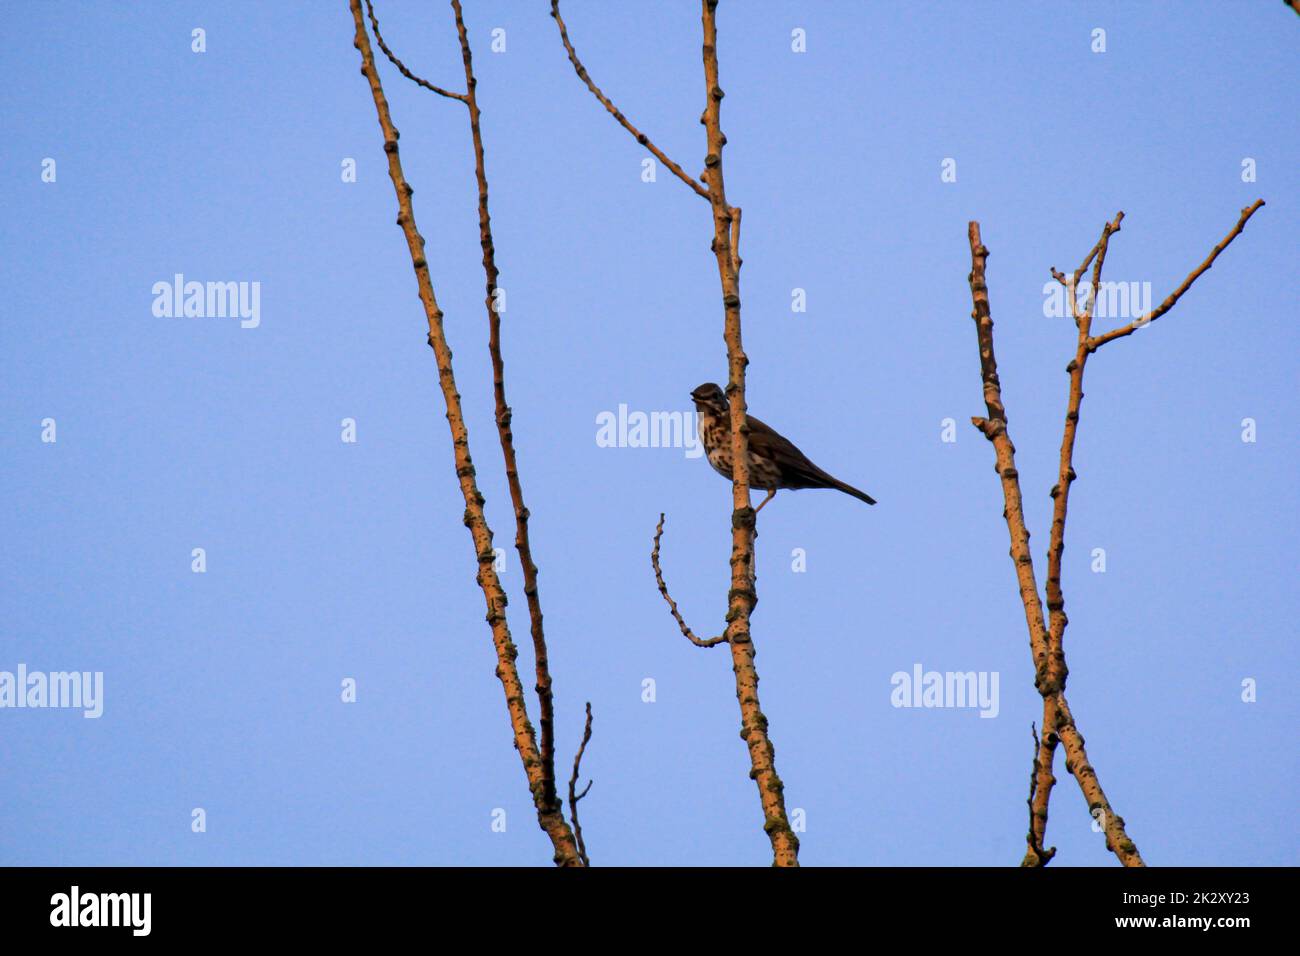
[966,223,1053,690]
[651,514,728,647]
[1053,696,1142,863]
[1088,200,1264,350]
[347,0,581,867]
[1042,212,1123,699]
[549,0,711,200]
[566,702,594,867]
[363,0,467,103]
[700,0,798,868]
[560,0,795,866]
[448,0,563,820]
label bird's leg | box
[753,489,776,514]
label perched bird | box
[690,383,876,512]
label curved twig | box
[566,702,594,867]
[651,514,728,647]
[549,0,710,200]
[364,0,467,103]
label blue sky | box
[1,1,1295,866]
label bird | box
[690,382,876,513]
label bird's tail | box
[832,478,876,506]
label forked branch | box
[347,0,581,866]
[448,0,564,822]
[968,221,1141,867]
[969,199,1262,866]
[365,0,571,830]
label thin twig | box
[549,0,711,200]
[651,514,728,647]
[448,0,562,820]
[347,0,581,867]
[1088,200,1264,350]
[1021,723,1056,867]
[363,0,467,103]
[567,702,594,867]
[1023,701,1060,866]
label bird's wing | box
[746,413,876,503]
[745,414,839,488]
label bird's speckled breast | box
[698,411,781,490]
[697,412,734,478]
